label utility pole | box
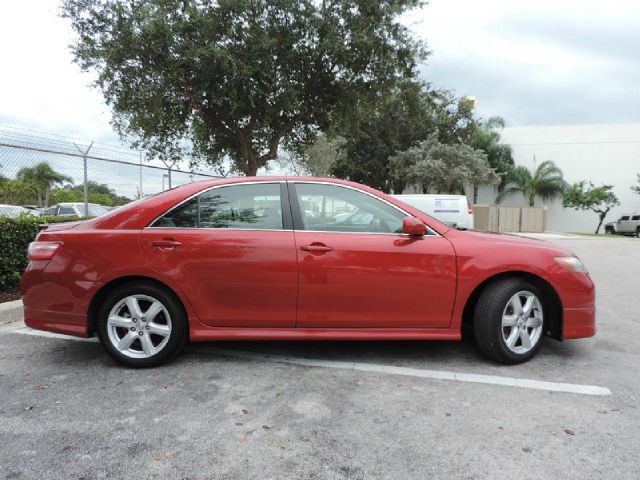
[74,141,94,217]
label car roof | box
[89,176,452,234]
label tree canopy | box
[470,116,514,201]
[286,133,345,177]
[389,133,498,195]
[563,181,620,234]
[330,82,478,193]
[63,0,426,176]
[51,181,131,206]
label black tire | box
[636,228,640,238]
[96,282,187,368]
[473,278,546,364]
[604,227,613,234]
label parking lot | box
[0,235,638,480]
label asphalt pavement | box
[0,235,638,480]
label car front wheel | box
[97,282,187,367]
[474,278,546,364]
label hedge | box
[0,215,84,292]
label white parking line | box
[197,347,612,396]
[11,327,612,396]
[12,327,97,342]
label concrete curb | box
[0,299,24,327]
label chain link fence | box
[0,126,220,211]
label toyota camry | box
[20,177,595,367]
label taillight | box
[28,241,62,261]
[467,201,473,215]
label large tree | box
[496,160,567,207]
[16,162,72,206]
[563,181,620,234]
[63,0,426,176]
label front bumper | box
[562,307,596,339]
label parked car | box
[391,194,474,229]
[42,202,111,218]
[604,214,640,237]
[22,205,45,214]
[0,204,39,218]
[21,177,595,367]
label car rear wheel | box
[605,226,613,234]
[474,278,546,364]
[96,282,187,367]
[636,228,640,238]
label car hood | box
[447,229,574,256]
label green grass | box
[568,232,635,238]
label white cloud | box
[0,0,116,142]
[406,0,640,125]
[1,0,639,144]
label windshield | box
[73,204,111,217]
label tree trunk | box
[529,195,535,207]
[392,179,406,195]
[245,162,259,176]
[595,209,609,234]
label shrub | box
[0,215,84,292]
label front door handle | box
[300,243,333,253]
[151,239,182,249]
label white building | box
[475,123,640,233]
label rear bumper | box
[24,307,89,337]
[20,266,99,338]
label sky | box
[1,0,639,149]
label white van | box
[392,194,474,229]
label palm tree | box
[16,162,72,206]
[496,160,567,207]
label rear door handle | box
[151,239,182,249]
[300,243,333,253]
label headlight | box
[554,256,588,273]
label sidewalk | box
[0,299,23,327]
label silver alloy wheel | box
[106,294,172,359]
[501,290,544,354]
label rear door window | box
[59,206,76,215]
[152,183,284,230]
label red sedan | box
[21,177,595,367]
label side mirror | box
[403,217,427,236]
